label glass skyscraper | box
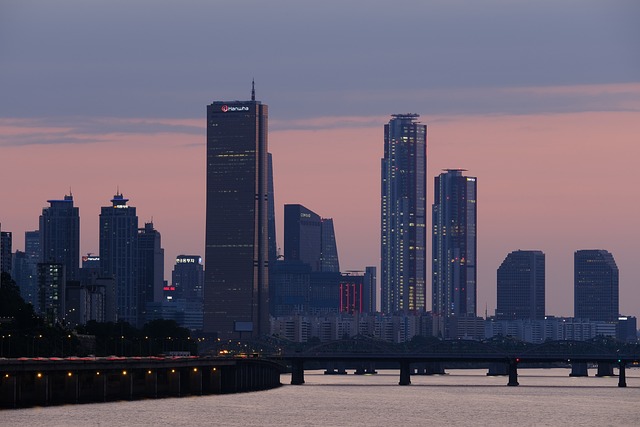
[432,169,477,337]
[496,250,545,320]
[574,249,618,322]
[381,114,427,314]
[204,88,269,339]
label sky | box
[1,0,639,318]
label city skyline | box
[1,1,639,319]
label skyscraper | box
[204,86,269,339]
[432,169,477,337]
[138,222,164,324]
[320,218,340,273]
[381,114,427,314]
[39,194,80,281]
[285,204,322,271]
[100,193,139,325]
[574,249,619,322]
[496,250,545,320]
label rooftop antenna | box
[251,79,255,101]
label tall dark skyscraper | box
[432,169,477,337]
[381,114,427,314]
[204,86,269,339]
[39,194,80,281]
[100,193,139,326]
[574,249,619,322]
[496,250,545,320]
[138,222,164,324]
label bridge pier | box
[487,363,508,376]
[596,363,614,377]
[569,363,589,377]
[507,360,519,386]
[425,362,445,375]
[399,361,411,385]
[618,363,626,388]
[291,360,305,385]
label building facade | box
[432,169,477,338]
[496,250,545,320]
[204,90,269,339]
[39,194,80,281]
[381,114,427,314]
[99,193,139,326]
[574,249,619,322]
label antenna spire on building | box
[251,79,255,101]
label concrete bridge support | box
[569,363,589,377]
[291,360,305,385]
[507,361,519,386]
[399,361,411,386]
[596,363,614,377]
[425,362,445,375]
[618,363,626,388]
[487,363,508,376]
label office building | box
[574,249,619,322]
[39,194,80,281]
[432,169,477,338]
[204,85,269,339]
[320,218,339,272]
[496,250,545,320]
[381,114,427,314]
[171,255,204,301]
[138,222,164,324]
[100,193,139,326]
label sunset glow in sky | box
[1,1,639,318]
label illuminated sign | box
[163,286,176,291]
[221,105,249,112]
[300,213,311,218]
[176,258,197,264]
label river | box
[3,368,639,426]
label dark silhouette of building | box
[381,113,427,314]
[100,193,139,326]
[39,194,80,282]
[432,169,477,338]
[496,250,545,320]
[204,85,269,339]
[574,249,619,322]
[172,255,204,301]
[1,228,12,275]
[138,222,164,324]
[364,266,377,313]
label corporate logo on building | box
[221,105,249,112]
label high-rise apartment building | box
[432,169,477,337]
[204,87,269,339]
[39,194,80,281]
[574,249,619,322]
[496,250,545,320]
[381,114,427,314]
[100,193,139,325]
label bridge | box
[278,336,640,387]
[0,356,282,408]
